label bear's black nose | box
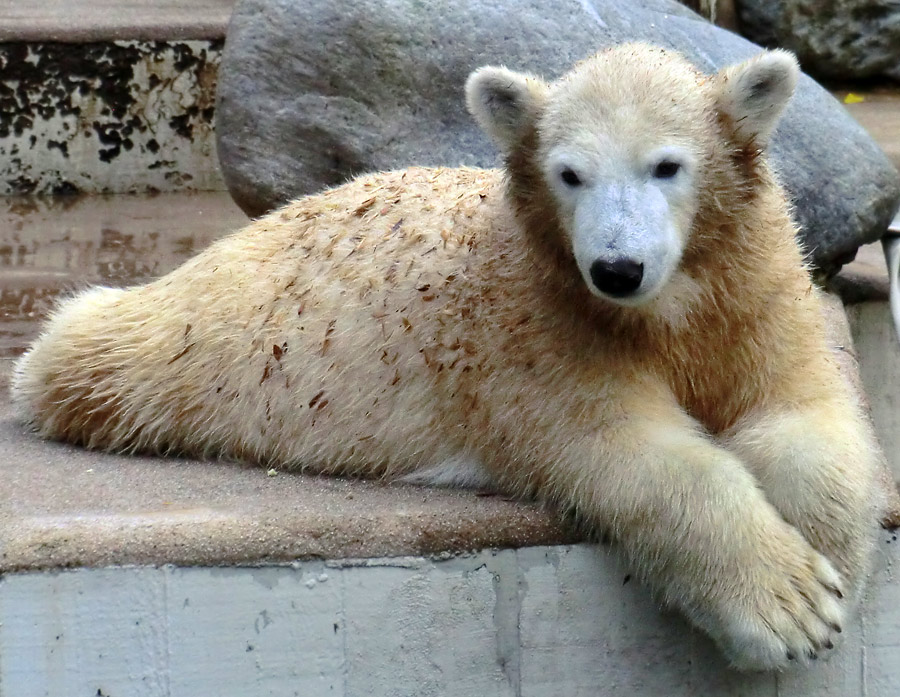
[589,259,644,297]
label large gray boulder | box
[737,0,900,81]
[216,0,900,276]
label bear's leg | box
[724,394,882,604]
[556,383,846,670]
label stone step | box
[0,0,235,42]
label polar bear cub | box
[11,44,886,671]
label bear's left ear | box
[715,50,799,148]
[466,66,549,154]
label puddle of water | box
[0,191,247,366]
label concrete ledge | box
[0,1,236,42]
[2,296,895,572]
[1,243,893,572]
[0,402,577,572]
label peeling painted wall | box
[0,40,225,196]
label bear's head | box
[466,43,799,310]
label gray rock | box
[216,0,900,275]
[737,0,900,81]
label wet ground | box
[0,191,247,380]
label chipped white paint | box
[0,40,225,196]
[0,540,897,697]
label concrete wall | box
[849,301,900,475]
[1,539,897,697]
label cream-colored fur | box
[11,44,886,671]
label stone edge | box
[0,17,231,43]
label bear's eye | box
[560,168,582,187]
[652,160,681,179]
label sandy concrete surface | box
[0,401,578,572]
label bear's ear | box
[466,66,549,153]
[715,50,799,148]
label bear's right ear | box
[466,66,549,154]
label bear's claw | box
[715,538,847,671]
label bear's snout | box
[589,258,644,297]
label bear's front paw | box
[715,535,846,671]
